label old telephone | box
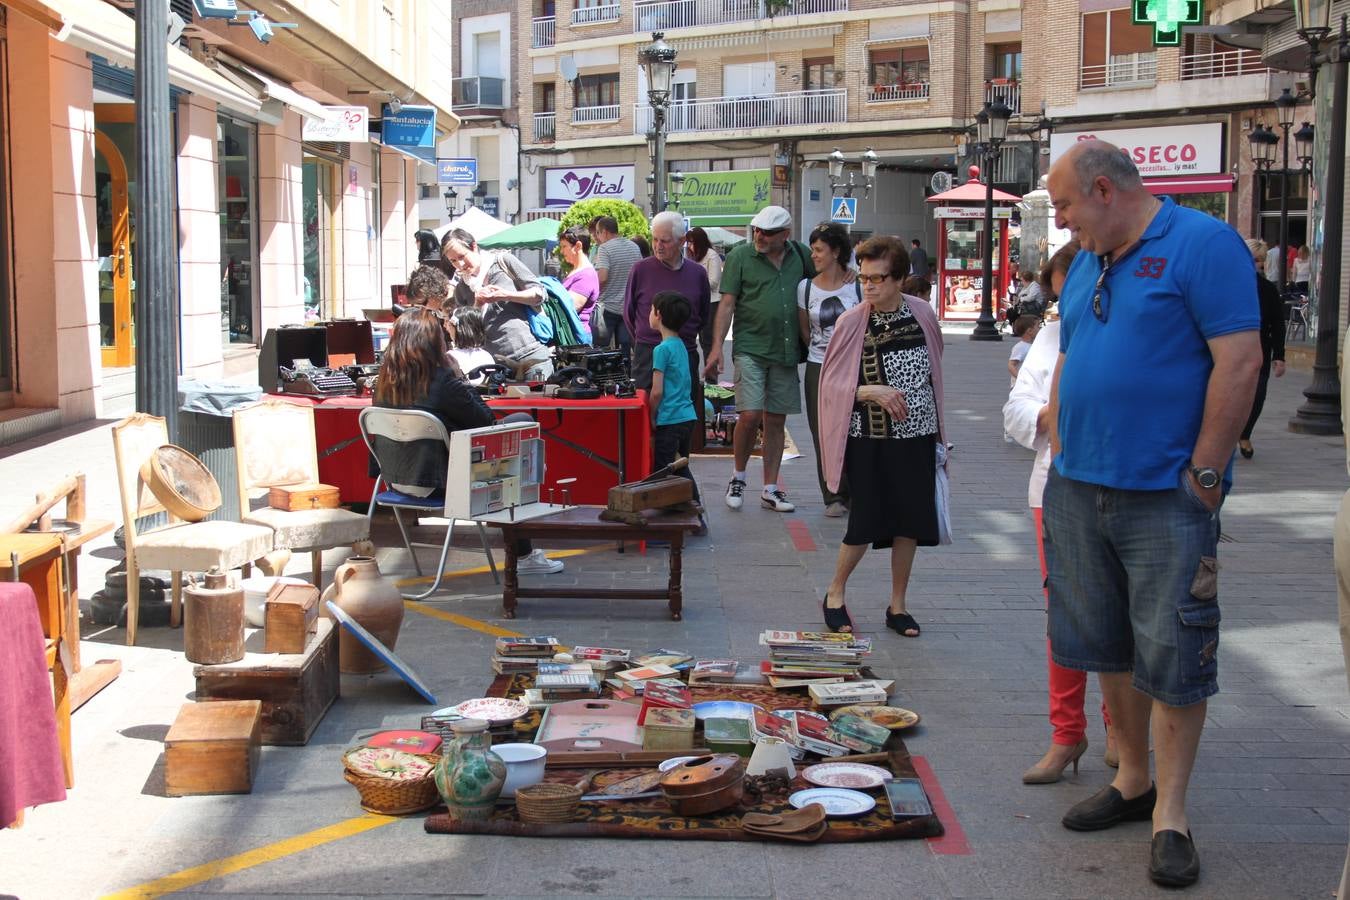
[550,366,602,400]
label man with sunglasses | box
[1042,140,1262,888]
[704,205,815,513]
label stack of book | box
[637,679,692,724]
[492,635,561,674]
[758,630,872,689]
[807,679,894,708]
[688,659,761,686]
[570,646,631,673]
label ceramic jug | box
[434,719,506,821]
[321,555,403,674]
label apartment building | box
[0,0,456,434]
[514,0,1299,249]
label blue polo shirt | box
[1055,197,1259,491]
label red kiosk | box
[926,166,1021,322]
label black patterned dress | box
[841,301,940,549]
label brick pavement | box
[1,329,1347,898]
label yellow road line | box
[101,814,396,900]
[394,545,605,587]
[404,599,523,639]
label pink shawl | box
[0,582,67,827]
[817,295,946,493]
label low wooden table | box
[488,506,701,621]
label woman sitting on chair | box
[371,307,563,575]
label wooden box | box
[606,476,692,514]
[195,618,339,746]
[268,483,340,511]
[264,583,319,654]
[165,700,262,796]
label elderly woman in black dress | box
[815,236,948,636]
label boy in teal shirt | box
[649,291,701,508]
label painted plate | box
[658,755,701,772]
[451,697,530,725]
[326,601,437,704]
[801,762,893,790]
[691,701,763,721]
[789,787,876,817]
[829,705,921,731]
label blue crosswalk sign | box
[830,196,857,225]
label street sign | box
[437,159,478,185]
[830,196,857,225]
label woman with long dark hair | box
[372,308,563,575]
[685,227,724,367]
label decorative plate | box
[691,701,763,721]
[801,762,893,790]
[658,756,701,772]
[451,697,530,725]
[789,787,876,817]
[829,705,921,731]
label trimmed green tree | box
[554,199,652,272]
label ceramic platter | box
[658,756,701,772]
[789,787,876,817]
[692,700,764,721]
[829,705,921,731]
[451,697,530,725]
[801,762,893,790]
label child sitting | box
[448,307,496,384]
[648,291,703,519]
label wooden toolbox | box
[165,700,262,796]
[606,476,692,514]
[194,618,339,746]
[263,582,319,654]
[268,483,340,511]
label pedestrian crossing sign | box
[830,196,857,225]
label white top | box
[1293,256,1312,283]
[797,277,860,364]
[698,251,723,297]
[450,348,496,384]
[1008,339,1032,387]
[1002,320,1061,509]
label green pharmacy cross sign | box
[1132,0,1203,45]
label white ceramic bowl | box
[493,743,548,798]
[238,575,308,627]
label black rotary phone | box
[550,366,602,400]
[467,363,513,395]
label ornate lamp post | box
[826,147,879,199]
[638,33,677,215]
[972,97,1012,342]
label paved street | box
[2,327,1347,899]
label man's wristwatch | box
[1190,464,1221,490]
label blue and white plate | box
[691,700,763,721]
[789,787,876,817]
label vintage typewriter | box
[554,345,628,387]
[340,362,382,393]
[261,321,377,396]
[278,360,358,396]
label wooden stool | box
[165,700,262,796]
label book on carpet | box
[688,659,739,683]
[759,660,862,678]
[616,663,679,683]
[640,680,691,709]
[789,713,849,757]
[826,714,891,752]
[494,635,560,657]
[491,655,542,674]
[571,646,631,664]
[535,662,600,698]
[751,708,796,743]
[807,679,894,706]
[632,649,693,669]
[766,674,846,690]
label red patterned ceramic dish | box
[801,762,892,790]
[450,697,529,725]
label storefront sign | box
[301,106,368,142]
[438,159,478,185]
[381,104,436,155]
[672,169,772,224]
[932,206,1014,220]
[482,197,500,218]
[1049,123,1223,178]
[544,165,635,207]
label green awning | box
[477,217,563,250]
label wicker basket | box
[515,782,582,824]
[342,750,440,816]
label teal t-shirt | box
[653,336,696,426]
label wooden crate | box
[263,583,318,654]
[268,483,340,511]
[194,618,339,746]
[165,700,261,796]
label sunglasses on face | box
[754,227,787,237]
[857,273,892,285]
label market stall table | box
[485,505,700,620]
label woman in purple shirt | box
[560,227,600,340]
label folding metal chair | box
[357,407,499,599]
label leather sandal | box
[822,595,853,633]
[886,610,920,637]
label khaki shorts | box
[733,354,800,415]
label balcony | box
[867,82,930,103]
[984,80,1020,113]
[534,112,556,142]
[570,2,621,25]
[635,88,846,133]
[1080,52,1158,90]
[633,0,846,32]
[1180,47,1271,79]
[532,15,555,47]
[573,103,622,124]
[452,76,505,110]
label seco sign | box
[1048,123,1222,178]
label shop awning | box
[1144,174,1236,195]
[223,61,333,122]
[478,217,563,250]
[40,0,262,118]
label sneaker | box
[517,549,564,575]
[824,501,848,518]
[761,489,795,513]
[725,478,747,509]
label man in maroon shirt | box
[624,211,712,392]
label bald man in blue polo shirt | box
[1042,141,1262,889]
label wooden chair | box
[231,397,370,587]
[111,414,274,645]
[358,407,499,599]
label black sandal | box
[822,595,853,633]
[886,610,920,637]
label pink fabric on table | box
[0,582,66,827]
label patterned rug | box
[423,675,942,842]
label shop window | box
[302,156,340,321]
[218,116,257,344]
[1081,10,1156,88]
[868,47,929,87]
[1176,193,1228,221]
[574,73,619,109]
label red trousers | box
[1035,507,1109,746]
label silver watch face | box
[1195,468,1220,489]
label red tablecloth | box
[0,582,66,827]
[306,393,652,507]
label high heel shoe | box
[1238,439,1254,459]
[822,594,853,633]
[1022,738,1088,785]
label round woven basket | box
[342,751,440,816]
[515,782,582,824]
